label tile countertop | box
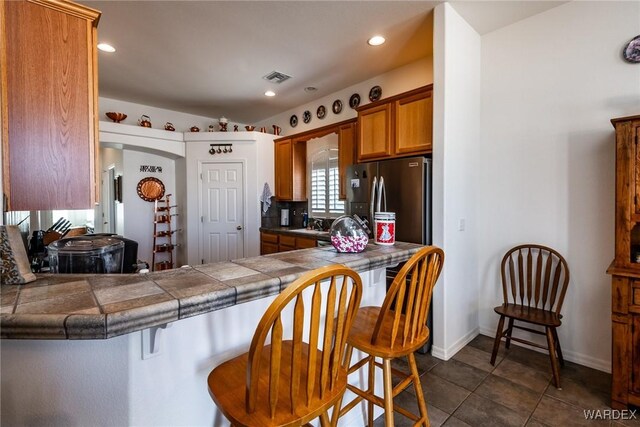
[0,242,424,340]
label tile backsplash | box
[260,197,334,230]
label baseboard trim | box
[431,327,479,360]
[478,326,610,373]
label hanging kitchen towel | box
[0,225,36,285]
[260,182,273,213]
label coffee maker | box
[280,208,290,226]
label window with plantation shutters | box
[310,147,345,217]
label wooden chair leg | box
[490,315,505,365]
[368,356,375,427]
[330,397,343,427]
[545,327,561,389]
[319,410,330,427]
[382,358,395,427]
[505,318,515,349]
[551,327,564,367]
[408,352,430,427]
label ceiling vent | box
[262,71,292,84]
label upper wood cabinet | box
[338,122,356,200]
[357,103,392,161]
[1,0,101,211]
[356,85,433,162]
[274,138,306,201]
[395,89,433,156]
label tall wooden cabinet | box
[338,122,356,200]
[274,138,306,201]
[607,114,640,409]
[1,0,101,210]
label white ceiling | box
[87,1,565,124]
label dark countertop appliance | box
[48,236,124,274]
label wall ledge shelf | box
[99,122,274,157]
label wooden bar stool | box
[339,246,444,426]
[207,265,362,427]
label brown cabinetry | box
[274,138,306,201]
[260,232,279,255]
[260,231,318,255]
[1,0,101,210]
[356,85,433,163]
[607,114,640,409]
[338,122,356,200]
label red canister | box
[374,212,396,245]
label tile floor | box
[369,334,639,427]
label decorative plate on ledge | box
[349,93,361,109]
[303,110,312,124]
[369,85,382,102]
[317,105,326,119]
[137,177,165,202]
[332,99,343,114]
[290,114,298,127]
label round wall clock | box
[290,114,298,127]
[623,35,640,63]
[303,110,312,124]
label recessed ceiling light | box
[264,90,276,97]
[304,86,317,93]
[367,35,386,46]
[97,43,116,53]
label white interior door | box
[200,162,245,263]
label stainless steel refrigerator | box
[345,156,432,245]
[345,156,433,352]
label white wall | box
[257,57,434,136]
[431,3,482,360]
[122,150,177,266]
[477,1,640,371]
[100,97,243,133]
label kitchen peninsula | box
[1,242,422,426]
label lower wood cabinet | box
[260,231,318,255]
[609,272,640,408]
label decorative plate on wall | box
[369,85,382,102]
[303,110,312,124]
[623,35,640,63]
[290,114,298,127]
[349,93,361,109]
[137,177,165,202]
[317,105,326,119]
[332,99,343,114]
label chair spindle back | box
[372,246,444,349]
[500,244,569,315]
[245,265,362,418]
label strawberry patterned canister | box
[374,212,395,246]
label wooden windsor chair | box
[489,244,570,389]
[207,265,363,427]
[338,246,444,427]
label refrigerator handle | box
[378,176,387,212]
[370,176,377,222]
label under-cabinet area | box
[260,229,325,254]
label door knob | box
[236,225,242,230]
